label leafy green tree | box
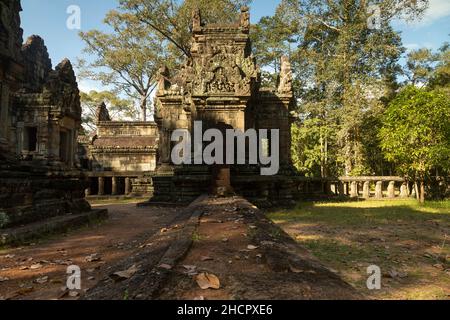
[428,42,450,95]
[255,0,427,177]
[78,11,166,121]
[117,0,252,59]
[405,48,438,86]
[379,86,450,203]
[80,90,137,133]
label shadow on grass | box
[267,200,450,299]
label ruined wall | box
[0,0,91,229]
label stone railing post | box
[363,181,370,198]
[400,182,409,198]
[350,181,358,198]
[85,186,91,197]
[98,177,105,196]
[375,181,383,199]
[387,181,396,198]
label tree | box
[80,90,137,134]
[379,86,450,203]
[78,11,166,121]
[405,48,438,87]
[117,0,252,60]
[428,42,450,95]
[255,0,427,177]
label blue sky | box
[20,0,450,92]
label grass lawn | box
[268,199,450,300]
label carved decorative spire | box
[278,56,293,94]
[192,8,202,31]
[96,102,111,123]
[157,65,170,93]
[240,6,250,31]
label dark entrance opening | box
[25,127,37,151]
[104,177,112,195]
[90,177,99,195]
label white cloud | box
[422,0,450,24]
[392,0,450,28]
[404,42,435,52]
[78,80,107,93]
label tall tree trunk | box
[419,180,425,204]
[414,182,420,201]
[140,96,147,122]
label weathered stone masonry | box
[0,0,91,231]
[150,7,297,205]
[79,103,159,197]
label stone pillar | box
[112,177,118,195]
[85,187,91,197]
[387,181,396,198]
[400,183,409,198]
[351,181,359,198]
[125,177,132,195]
[375,181,383,199]
[98,177,105,196]
[363,181,370,198]
[0,83,9,140]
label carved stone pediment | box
[191,51,256,97]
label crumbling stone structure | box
[0,0,91,233]
[79,103,158,197]
[151,7,296,205]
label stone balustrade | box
[84,172,153,197]
[293,176,411,199]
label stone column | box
[0,83,9,140]
[85,187,91,197]
[98,177,105,196]
[350,181,358,198]
[375,181,383,199]
[387,181,396,198]
[400,183,409,198]
[125,177,132,195]
[112,177,118,195]
[363,181,370,198]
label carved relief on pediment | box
[191,51,257,96]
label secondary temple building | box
[0,0,92,239]
[79,102,158,197]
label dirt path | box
[158,196,362,300]
[0,203,182,300]
[1,197,363,300]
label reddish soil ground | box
[0,203,182,300]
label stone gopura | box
[151,7,296,205]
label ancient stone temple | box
[79,103,158,197]
[0,0,96,243]
[150,7,296,205]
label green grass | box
[89,198,144,206]
[270,199,450,227]
[268,199,450,300]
